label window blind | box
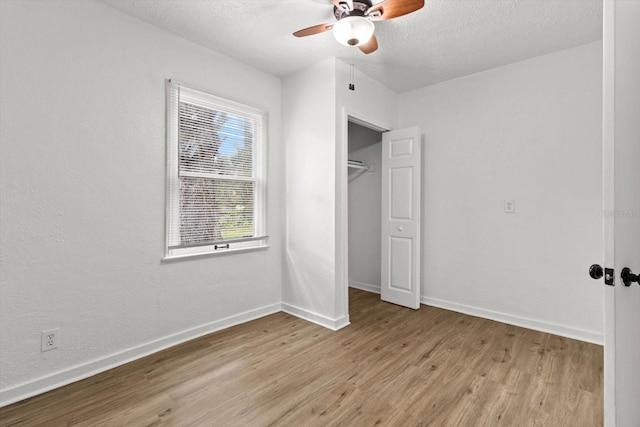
[165,81,268,256]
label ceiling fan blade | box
[358,34,378,54]
[293,23,334,37]
[366,0,424,21]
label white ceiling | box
[101,0,603,93]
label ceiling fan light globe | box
[332,16,374,47]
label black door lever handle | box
[621,267,640,287]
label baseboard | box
[349,281,380,294]
[343,284,602,344]
[421,296,603,345]
[1,294,602,408]
[0,302,282,408]
[281,303,350,331]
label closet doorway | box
[348,121,384,295]
[347,118,422,310]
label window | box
[165,80,268,259]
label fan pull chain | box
[349,52,355,91]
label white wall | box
[348,123,382,292]
[0,0,283,406]
[399,41,604,343]
[282,58,342,328]
[335,60,399,132]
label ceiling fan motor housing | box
[333,0,372,21]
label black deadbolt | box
[589,264,604,280]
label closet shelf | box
[348,163,369,170]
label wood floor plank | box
[0,288,603,426]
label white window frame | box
[164,80,268,260]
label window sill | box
[162,245,270,262]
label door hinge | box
[605,268,615,286]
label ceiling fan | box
[293,0,425,54]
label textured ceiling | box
[100,0,603,93]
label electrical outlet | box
[504,200,516,213]
[41,328,59,352]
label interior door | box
[381,127,421,309]
[603,1,640,426]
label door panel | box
[389,236,413,292]
[603,2,640,426]
[390,138,414,157]
[390,167,413,220]
[381,127,421,309]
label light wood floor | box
[0,288,603,426]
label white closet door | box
[381,127,421,309]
